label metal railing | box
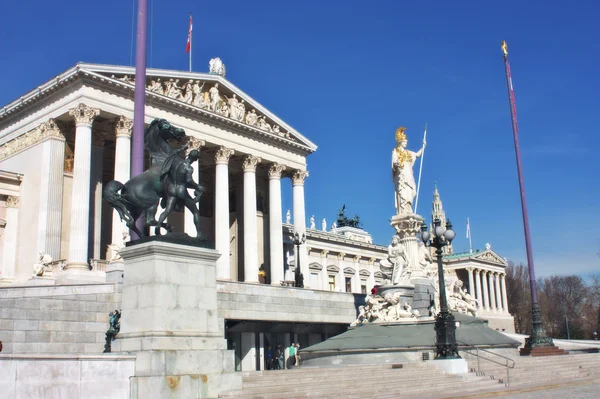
[458,341,515,388]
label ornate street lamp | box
[291,229,306,288]
[421,218,459,359]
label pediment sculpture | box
[111,73,294,141]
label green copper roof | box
[443,250,482,260]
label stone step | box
[241,368,434,388]
[242,363,426,379]
[227,371,474,394]
[220,377,498,399]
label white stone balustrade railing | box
[89,259,109,272]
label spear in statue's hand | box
[414,123,427,214]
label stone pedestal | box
[378,284,414,308]
[105,261,124,284]
[427,358,468,374]
[114,241,241,398]
[390,213,425,278]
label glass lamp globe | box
[421,231,430,243]
[434,225,445,238]
[444,228,456,242]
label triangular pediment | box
[77,64,316,152]
[472,250,507,266]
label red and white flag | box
[186,14,192,54]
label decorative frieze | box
[0,118,64,161]
[268,163,286,179]
[242,155,261,172]
[292,170,309,186]
[68,103,100,127]
[215,146,234,164]
[6,196,19,208]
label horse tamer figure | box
[103,118,206,239]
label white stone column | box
[268,163,286,285]
[292,170,309,287]
[110,116,133,256]
[184,137,205,236]
[501,273,509,314]
[243,155,261,283]
[36,119,65,260]
[214,147,234,280]
[489,272,497,312]
[66,104,99,269]
[495,272,503,312]
[90,136,106,259]
[475,269,483,310]
[1,196,19,281]
[467,267,475,298]
[481,270,490,311]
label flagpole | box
[413,123,427,214]
[501,40,554,353]
[189,13,192,72]
[131,0,148,239]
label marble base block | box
[115,241,241,398]
[428,358,468,374]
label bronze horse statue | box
[103,119,190,238]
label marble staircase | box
[218,362,504,399]
[219,353,600,398]
[0,283,119,354]
[465,352,600,390]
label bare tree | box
[538,275,587,339]
[504,261,531,334]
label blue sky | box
[2,0,599,276]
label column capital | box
[320,249,329,257]
[292,170,309,186]
[353,255,361,263]
[368,257,376,265]
[242,154,261,172]
[466,267,474,272]
[337,252,345,260]
[69,103,100,127]
[39,118,64,141]
[113,116,133,138]
[6,196,19,208]
[215,146,234,165]
[268,163,286,179]
[186,137,206,152]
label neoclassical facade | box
[0,62,514,373]
[0,63,320,286]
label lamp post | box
[421,218,459,359]
[291,229,306,288]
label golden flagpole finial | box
[501,40,508,56]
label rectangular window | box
[361,279,367,294]
[345,277,352,293]
[310,273,319,289]
[328,275,336,292]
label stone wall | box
[0,354,135,399]
[0,283,120,354]
[217,281,363,324]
